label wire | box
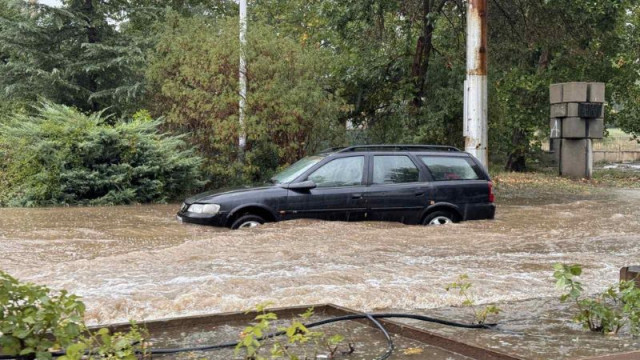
[365,313,394,360]
[0,313,495,360]
[142,313,494,356]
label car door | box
[419,155,489,217]
[364,154,431,224]
[284,155,368,222]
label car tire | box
[422,211,455,226]
[231,214,265,230]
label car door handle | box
[415,192,425,197]
[352,193,363,199]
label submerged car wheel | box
[231,214,265,230]
[423,211,455,226]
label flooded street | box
[1,189,639,326]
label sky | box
[39,0,62,7]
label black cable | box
[365,313,394,360]
[0,313,495,359]
[147,313,493,355]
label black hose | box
[0,313,494,359]
[365,313,394,360]
[147,313,493,355]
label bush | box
[0,103,205,206]
[0,271,85,360]
[554,263,640,335]
[0,271,149,360]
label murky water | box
[0,189,639,329]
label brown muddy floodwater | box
[0,189,639,327]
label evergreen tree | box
[0,0,146,115]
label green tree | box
[251,0,639,167]
[610,3,640,140]
[0,0,147,115]
[489,0,640,170]
[251,0,468,147]
[147,15,344,187]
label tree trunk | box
[411,0,436,108]
[505,128,527,172]
[411,0,450,108]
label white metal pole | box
[464,0,488,168]
[239,0,247,156]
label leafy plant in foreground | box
[0,272,85,360]
[554,263,640,335]
[0,271,149,360]
[445,274,500,325]
[235,303,351,360]
[60,324,149,360]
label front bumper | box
[177,209,229,227]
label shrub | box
[554,263,640,335]
[0,271,149,360]
[445,274,500,325]
[0,271,85,360]
[0,103,205,206]
[235,303,350,360]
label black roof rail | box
[336,145,460,153]
[318,146,347,154]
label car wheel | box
[423,211,455,226]
[231,214,265,230]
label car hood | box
[184,184,281,205]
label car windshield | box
[271,156,324,184]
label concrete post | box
[549,82,605,179]
[464,0,488,168]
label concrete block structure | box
[549,84,564,104]
[562,82,589,102]
[549,82,605,179]
[560,139,592,178]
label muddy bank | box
[0,189,638,325]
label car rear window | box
[420,156,481,181]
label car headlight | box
[188,203,220,215]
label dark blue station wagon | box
[178,145,496,229]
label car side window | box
[420,156,481,181]
[307,156,364,187]
[372,155,420,184]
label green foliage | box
[0,102,205,206]
[60,324,149,360]
[489,0,640,169]
[445,274,500,325]
[2,0,639,185]
[283,0,467,147]
[235,304,349,360]
[0,271,149,360]
[0,1,148,116]
[554,263,640,335]
[147,15,344,187]
[0,271,85,360]
[610,4,640,141]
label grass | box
[491,168,640,202]
[591,169,640,188]
[593,128,640,151]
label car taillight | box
[488,181,495,203]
